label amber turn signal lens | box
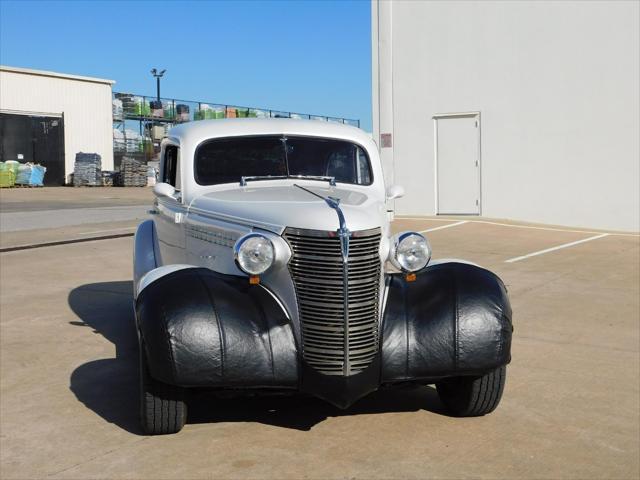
[249,275,260,285]
[405,272,417,282]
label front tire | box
[139,344,187,434]
[436,366,506,417]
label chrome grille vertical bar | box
[338,225,350,376]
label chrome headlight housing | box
[234,233,275,275]
[390,232,432,272]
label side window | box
[355,148,371,185]
[163,145,181,190]
[326,150,353,183]
[326,145,371,185]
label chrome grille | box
[284,227,382,376]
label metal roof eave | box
[0,65,116,86]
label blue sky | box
[0,0,372,130]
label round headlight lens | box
[234,234,275,275]
[391,232,431,272]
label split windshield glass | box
[194,135,372,186]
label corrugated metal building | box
[372,1,639,232]
[0,66,114,185]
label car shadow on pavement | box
[188,386,447,431]
[68,281,142,435]
[68,281,447,435]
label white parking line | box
[77,227,137,235]
[505,233,610,263]
[420,221,468,233]
[471,220,636,237]
[395,216,639,237]
[399,216,460,222]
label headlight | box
[390,232,431,272]
[234,233,275,275]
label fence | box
[112,92,360,165]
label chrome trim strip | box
[285,227,380,238]
[258,284,292,320]
[339,225,350,375]
[187,206,283,234]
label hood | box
[189,185,386,233]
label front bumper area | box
[135,264,512,409]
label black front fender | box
[381,262,513,382]
[135,268,298,388]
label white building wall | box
[0,67,114,180]
[372,1,395,190]
[373,1,640,232]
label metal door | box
[32,116,65,186]
[0,113,65,185]
[153,196,186,265]
[434,113,481,215]
[152,144,185,265]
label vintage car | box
[133,119,513,434]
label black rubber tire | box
[436,366,506,417]
[139,344,187,435]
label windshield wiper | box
[240,175,336,187]
[288,175,336,186]
[240,175,288,186]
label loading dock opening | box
[0,112,65,186]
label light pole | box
[150,68,166,102]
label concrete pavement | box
[0,187,153,213]
[0,217,638,479]
[0,187,152,249]
[0,205,149,233]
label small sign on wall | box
[380,133,393,148]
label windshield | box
[194,135,372,186]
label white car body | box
[135,119,398,336]
[132,119,513,434]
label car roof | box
[167,118,373,148]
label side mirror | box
[154,182,176,198]
[386,185,405,200]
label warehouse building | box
[0,66,114,185]
[372,1,639,232]
[0,65,361,188]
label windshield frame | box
[193,134,374,187]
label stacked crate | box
[73,153,102,186]
[118,156,148,187]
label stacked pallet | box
[124,129,143,153]
[73,153,102,186]
[118,156,147,187]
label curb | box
[0,233,135,253]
